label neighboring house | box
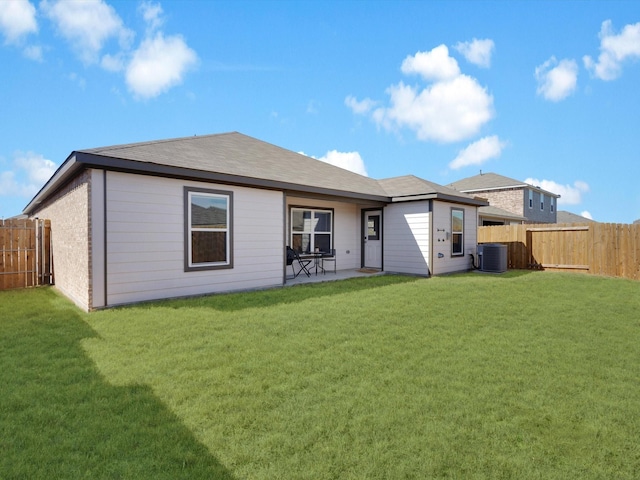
[556,210,596,224]
[23,132,488,311]
[448,172,560,225]
[475,205,526,226]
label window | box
[367,214,380,240]
[529,189,533,209]
[540,193,545,211]
[451,208,464,256]
[550,197,555,213]
[291,207,333,253]
[184,187,233,270]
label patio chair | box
[286,246,311,278]
[321,249,336,274]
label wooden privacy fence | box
[478,222,640,281]
[0,218,52,290]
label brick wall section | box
[31,170,92,311]
[480,189,524,217]
[475,187,556,223]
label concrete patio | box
[285,268,384,287]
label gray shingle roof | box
[479,205,526,221]
[556,210,596,223]
[377,175,487,205]
[448,172,528,191]
[448,172,560,198]
[24,132,487,213]
[80,132,389,199]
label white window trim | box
[290,207,333,253]
[540,193,545,211]
[529,189,533,209]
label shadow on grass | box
[0,288,235,480]
[144,274,424,312]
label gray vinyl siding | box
[90,169,106,309]
[104,171,284,307]
[383,202,431,276]
[525,188,558,223]
[431,201,477,275]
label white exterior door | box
[364,210,382,269]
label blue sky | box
[1,0,639,223]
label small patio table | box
[299,252,325,275]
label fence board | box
[478,222,640,281]
[0,219,52,290]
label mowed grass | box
[2,272,640,479]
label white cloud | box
[401,45,460,81]
[345,95,377,115]
[139,1,164,34]
[454,38,495,68]
[125,32,198,99]
[68,72,87,89]
[373,75,494,143]
[352,45,494,143]
[0,171,27,197]
[580,211,593,220]
[0,152,57,198]
[449,135,506,170]
[3,1,198,99]
[525,178,589,205]
[41,0,133,64]
[584,20,640,81]
[301,150,368,176]
[122,2,198,98]
[0,0,37,43]
[101,52,126,72]
[306,99,320,114]
[535,56,578,101]
[23,44,43,61]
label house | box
[23,132,488,311]
[473,205,526,226]
[447,172,560,225]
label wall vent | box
[477,244,507,273]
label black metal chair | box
[286,246,311,278]
[321,249,336,274]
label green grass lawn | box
[1,272,639,479]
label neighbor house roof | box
[448,172,560,198]
[478,205,526,222]
[24,132,486,214]
[556,210,596,223]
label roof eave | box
[459,184,560,198]
[480,212,526,221]
[27,151,391,209]
[23,153,81,215]
[391,193,489,206]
